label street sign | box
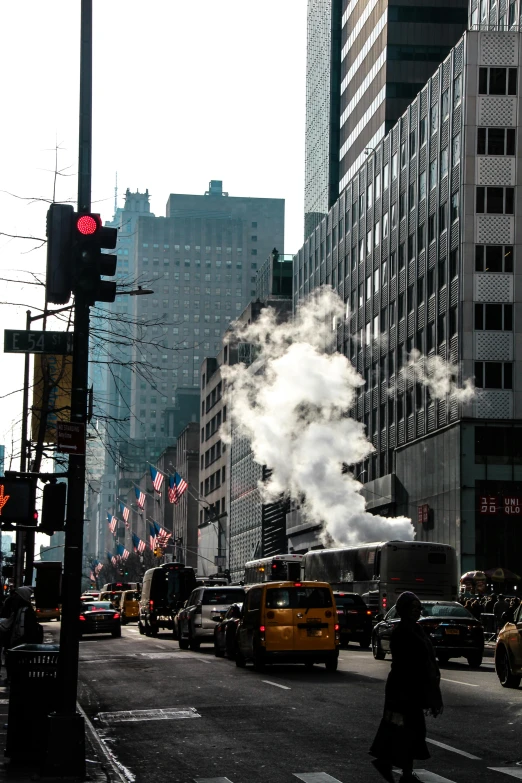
[214,555,226,567]
[56,422,86,455]
[4,330,73,355]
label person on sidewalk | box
[370,591,443,783]
[494,595,509,633]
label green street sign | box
[4,330,73,355]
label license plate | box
[307,629,323,637]
[445,628,460,635]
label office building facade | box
[294,29,522,574]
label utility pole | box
[45,1,92,775]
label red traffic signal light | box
[76,214,99,236]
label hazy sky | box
[0,1,307,467]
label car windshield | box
[202,589,245,605]
[421,603,473,619]
[335,594,365,607]
[266,587,333,609]
[125,592,140,601]
[83,602,113,611]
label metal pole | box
[13,311,31,586]
[46,0,91,775]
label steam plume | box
[402,349,474,402]
[222,288,413,547]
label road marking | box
[489,769,522,779]
[294,775,343,783]
[98,707,200,724]
[262,680,291,690]
[0,700,8,705]
[426,738,481,760]
[414,772,458,783]
[194,778,234,783]
[441,677,479,687]
[126,629,139,633]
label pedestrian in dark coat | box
[370,591,443,783]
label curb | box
[77,704,129,783]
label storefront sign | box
[479,496,498,514]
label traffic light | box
[0,477,34,524]
[72,213,118,304]
[46,203,75,304]
[40,481,67,535]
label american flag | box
[119,502,130,523]
[111,555,118,567]
[149,523,157,550]
[108,514,118,534]
[157,526,172,548]
[168,471,188,503]
[150,466,164,492]
[135,486,146,509]
[132,533,146,554]
[117,544,130,561]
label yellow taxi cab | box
[120,590,140,624]
[99,591,123,609]
[495,603,522,687]
[35,605,61,622]
[235,581,339,671]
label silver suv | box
[178,586,245,650]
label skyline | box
[0,1,306,464]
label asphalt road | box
[46,622,522,783]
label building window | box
[374,221,381,247]
[429,159,437,190]
[475,244,513,272]
[392,152,398,180]
[366,230,372,256]
[382,212,389,238]
[367,182,373,208]
[420,116,427,147]
[401,141,407,168]
[399,243,406,270]
[475,361,513,389]
[442,89,449,120]
[476,186,514,214]
[366,275,372,300]
[430,103,438,135]
[451,192,459,222]
[419,171,426,201]
[453,73,462,106]
[452,133,461,163]
[399,192,406,219]
[417,223,425,253]
[428,214,435,243]
[439,202,447,232]
[408,233,415,261]
[479,67,517,95]
[409,182,415,209]
[375,172,381,200]
[383,162,390,190]
[440,147,449,179]
[475,303,513,330]
[374,268,380,294]
[409,129,416,158]
[391,203,397,227]
[477,127,516,156]
[381,260,388,286]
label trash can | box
[5,643,59,762]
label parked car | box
[34,605,61,622]
[495,602,522,687]
[214,603,243,658]
[79,601,121,638]
[372,600,484,667]
[333,591,372,648]
[178,586,246,650]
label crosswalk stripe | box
[426,738,481,760]
[488,769,522,779]
[193,778,234,783]
[414,772,459,783]
[294,774,343,783]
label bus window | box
[287,561,301,581]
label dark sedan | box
[333,592,372,648]
[372,601,484,667]
[79,601,121,638]
[214,603,243,658]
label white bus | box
[243,554,304,585]
[301,541,458,616]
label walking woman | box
[370,591,443,782]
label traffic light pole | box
[45,1,92,776]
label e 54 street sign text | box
[4,330,73,355]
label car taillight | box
[113,613,120,620]
[259,625,266,643]
[260,626,266,632]
[334,624,340,631]
[294,583,302,587]
[382,598,388,610]
[79,615,86,621]
[337,609,344,615]
[149,600,154,609]
[366,610,372,615]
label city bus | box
[301,541,458,616]
[243,554,304,585]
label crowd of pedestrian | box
[459,593,521,632]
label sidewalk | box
[0,627,126,783]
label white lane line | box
[414,771,458,783]
[98,707,200,724]
[427,738,481,760]
[441,677,479,687]
[262,680,291,690]
[294,774,343,783]
[489,769,522,779]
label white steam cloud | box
[221,287,413,547]
[400,349,475,402]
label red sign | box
[479,495,498,514]
[503,496,522,515]
[417,504,429,524]
[56,421,85,455]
